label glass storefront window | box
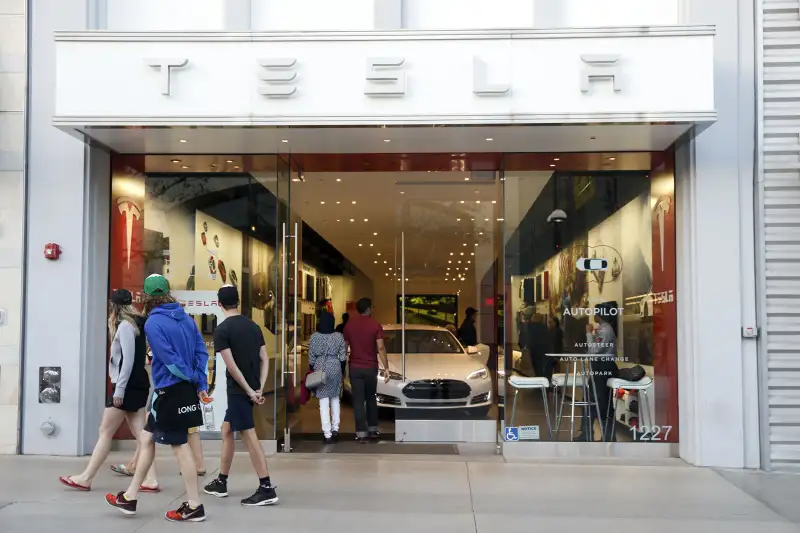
[501,154,678,444]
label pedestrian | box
[308,312,347,443]
[335,312,349,334]
[458,307,478,347]
[203,285,279,506]
[59,289,158,492]
[105,274,210,522]
[343,298,389,442]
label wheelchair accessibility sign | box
[504,427,519,441]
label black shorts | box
[106,387,149,413]
[144,413,189,446]
[224,394,255,432]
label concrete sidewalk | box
[1,450,799,532]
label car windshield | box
[383,329,463,354]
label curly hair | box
[143,293,178,315]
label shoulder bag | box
[152,380,203,430]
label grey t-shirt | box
[109,321,137,398]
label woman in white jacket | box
[59,289,158,491]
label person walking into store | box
[344,298,389,442]
[458,307,479,347]
[59,289,158,492]
[106,274,209,522]
[308,311,348,444]
[203,285,279,507]
[575,302,620,442]
[335,312,349,335]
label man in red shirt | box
[344,298,388,441]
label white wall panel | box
[405,0,534,29]
[536,0,680,28]
[252,0,376,31]
[106,0,226,31]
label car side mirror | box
[467,346,479,355]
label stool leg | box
[641,389,652,429]
[604,387,615,442]
[541,387,553,441]
[510,388,519,427]
[568,362,578,440]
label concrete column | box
[375,0,402,30]
[0,0,26,455]
[676,0,759,468]
[224,0,251,31]
[22,0,110,455]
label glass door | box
[273,155,300,451]
[392,172,498,442]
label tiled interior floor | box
[2,451,800,532]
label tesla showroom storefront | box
[23,22,729,462]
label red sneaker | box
[105,491,137,516]
[165,502,206,522]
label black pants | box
[350,367,379,437]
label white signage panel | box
[54,29,715,125]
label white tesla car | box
[370,324,493,411]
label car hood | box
[385,353,487,381]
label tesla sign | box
[144,54,623,99]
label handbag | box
[152,380,203,430]
[305,369,326,389]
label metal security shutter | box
[762,0,800,471]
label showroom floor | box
[3,451,800,532]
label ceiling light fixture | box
[350,219,355,222]
[374,232,378,236]
[281,139,288,143]
[233,166,240,169]
[352,201,357,204]
[359,244,363,247]
[226,159,234,163]
[554,158,560,161]
[370,244,374,247]
[608,157,616,161]
[171,159,181,163]
[486,137,493,141]
[550,164,556,168]
[179,139,187,143]
[181,165,189,169]
[364,218,369,222]
[383,139,391,143]
[336,201,341,204]
[320,201,325,205]
[251,226,256,231]
[336,178,342,182]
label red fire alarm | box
[44,243,62,260]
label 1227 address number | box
[629,425,673,441]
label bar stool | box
[508,375,552,440]
[605,375,654,438]
[550,355,604,441]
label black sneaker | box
[204,477,228,498]
[106,491,137,515]
[354,435,369,443]
[323,436,333,444]
[331,430,339,441]
[165,502,206,522]
[241,485,279,507]
[368,430,381,440]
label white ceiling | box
[260,171,508,286]
[72,123,691,154]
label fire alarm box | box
[44,243,62,260]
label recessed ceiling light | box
[448,260,452,264]
[390,268,393,271]
[468,261,471,264]
[359,244,363,247]
[181,165,189,169]
[400,191,405,195]
[485,218,489,222]
[476,200,481,204]
[336,201,341,204]
[364,218,369,222]
[226,159,234,163]
[374,261,378,264]
[479,232,483,235]
[336,178,342,182]
[281,139,289,143]
[384,261,387,264]
[386,273,389,276]
[461,253,464,256]
[377,253,382,256]
[463,243,467,247]
[405,278,408,282]
[251,226,256,231]
[550,164,556,168]
[233,166,240,169]
[447,268,450,270]
[457,218,461,222]
[171,159,181,163]
[471,252,475,256]
[460,200,465,204]
[486,137,493,141]
[179,139,187,143]
[352,201,357,204]
[336,219,341,222]
[350,219,355,222]
[370,243,374,247]
[383,139,391,143]
[492,200,497,204]
[608,157,616,161]
[374,232,378,236]
[464,177,470,181]
[554,158,560,161]
[320,201,325,205]
[450,253,454,256]
[497,218,504,221]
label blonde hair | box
[108,303,143,340]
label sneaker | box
[204,477,228,498]
[105,491,137,516]
[165,502,206,522]
[331,430,339,441]
[368,430,381,440]
[241,486,279,507]
[323,436,333,444]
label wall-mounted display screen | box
[396,294,458,328]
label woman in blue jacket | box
[106,274,210,523]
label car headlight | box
[468,368,489,380]
[378,368,403,381]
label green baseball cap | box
[143,274,170,296]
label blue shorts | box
[224,394,255,432]
[144,414,189,446]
